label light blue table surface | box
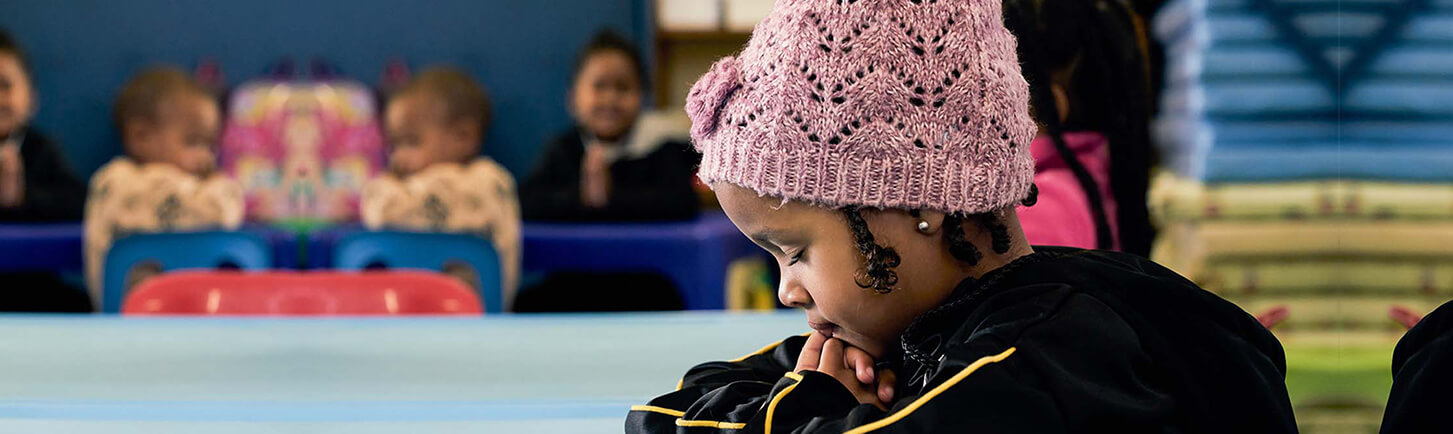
[0,311,806,433]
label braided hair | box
[843,185,1038,293]
[1003,0,1157,255]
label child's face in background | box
[715,183,972,359]
[0,52,34,139]
[385,91,478,177]
[571,50,641,143]
[125,91,219,177]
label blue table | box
[0,311,805,433]
[309,213,768,311]
[0,223,84,273]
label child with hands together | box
[627,0,1295,432]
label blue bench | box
[100,230,282,313]
[308,212,766,311]
[331,231,505,314]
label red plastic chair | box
[122,271,483,316]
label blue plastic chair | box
[332,231,504,313]
[102,231,273,313]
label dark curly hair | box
[843,184,1038,293]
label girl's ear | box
[449,119,482,157]
[26,82,38,120]
[565,84,581,122]
[123,118,165,162]
[452,118,478,141]
[122,121,149,153]
[913,209,948,236]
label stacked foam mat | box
[1151,0,1453,431]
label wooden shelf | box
[652,28,753,107]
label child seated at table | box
[0,28,90,312]
[84,66,244,304]
[360,66,521,307]
[627,0,1294,430]
[520,30,698,222]
[0,29,85,222]
[515,31,694,312]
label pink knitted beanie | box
[687,0,1037,215]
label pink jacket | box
[1017,131,1120,250]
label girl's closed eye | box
[787,247,807,266]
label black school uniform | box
[520,127,699,222]
[0,128,90,312]
[0,129,85,222]
[514,127,700,312]
[1381,299,1453,433]
[627,247,1296,433]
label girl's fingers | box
[877,368,897,404]
[820,337,845,374]
[795,331,828,372]
[844,346,876,384]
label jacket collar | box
[896,250,1060,387]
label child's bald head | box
[113,66,219,176]
[384,66,491,176]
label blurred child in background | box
[0,29,85,222]
[84,66,244,304]
[521,30,698,222]
[514,30,694,312]
[1004,0,1156,255]
[361,66,520,307]
[0,28,91,312]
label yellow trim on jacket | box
[630,405,686,418]
[675,419,748,429]
[764,371,805,434]
[675,333,810,391]
[843,347,1018,434]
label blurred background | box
[0,0,1448,432]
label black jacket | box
[627,247,1295,433]
[0,129,85,222]
[521,128,699,222]
[1382,299,1453,433]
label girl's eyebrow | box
[749,228,802,247]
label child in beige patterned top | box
[84,66,243,305]
[361,66,520,308]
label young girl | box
[513,30,695,312]
[0,28,90,312]
[520,30,698,222]
[1003,0,1156,254]
[0,29,86,222]
[626,0,1295,432]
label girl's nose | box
[778,277,811,308]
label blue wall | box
[0,0,650,178]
